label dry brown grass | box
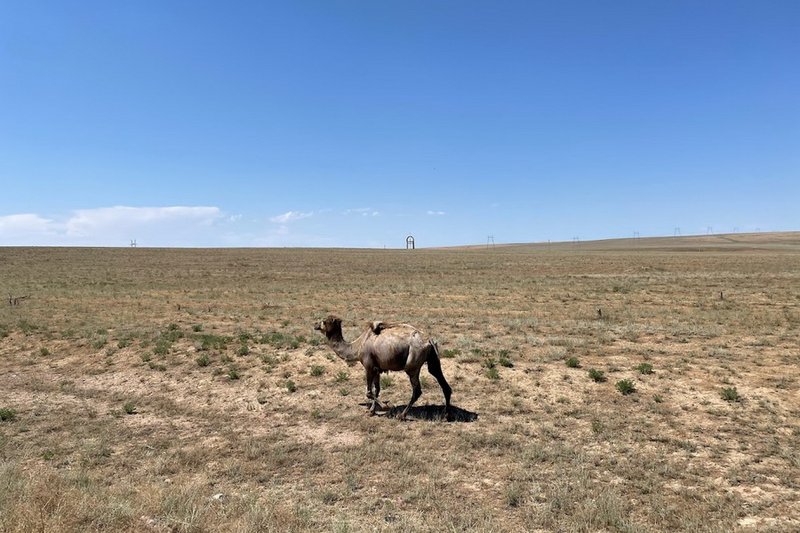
[1,233,799,531]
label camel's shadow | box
[359,403,478,423]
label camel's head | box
[314,315,342,339]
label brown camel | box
[314,315,452,421]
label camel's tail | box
[426,340,452,408]
[429,339,440,358]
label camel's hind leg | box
[426,343,453,420]
[399,370,423,420]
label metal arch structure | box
[406,235,415,250]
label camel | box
[314,315,452,421]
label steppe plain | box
[1,232,799,532]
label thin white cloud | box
[269,211,313,224]
[0,206,223,246]
[0,213,55,235]
[345,207,379,216]
[66,206,221,237]
[427,210,446,216]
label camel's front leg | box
[365,367,379,415]
[399,371,423,421]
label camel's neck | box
[326,331,360,363]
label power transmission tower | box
[674,227,681,237]
[487,235,495,248]
[130,239,137,248]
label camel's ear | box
[370,321,385,334]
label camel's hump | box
[369,321,424,337]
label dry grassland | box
[1,233,799,532]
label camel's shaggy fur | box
[315,315,452,420]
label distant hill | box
[443,231,800,253]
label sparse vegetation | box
[441,348,460,358]
[117,336,133,349]
[498,350,513,367]
[565,356,580,368]
[310,365,325,377]
[0,237,798,531]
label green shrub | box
[123,402,136,415]
[486,367,500,380]
[237,344,250,356]
[228,367,240,380]
[588,368,606,382]
[196,354,210,367]
[335,371,349,383]
[0,408,17,421]
[616,379,636,395]
[721,387,741,402]
[636,362,654,375]
[285,380,297,393]
[380,375,394,388]
[310,365,325,377]
[565,357,580,368]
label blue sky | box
[1,1,798,247]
